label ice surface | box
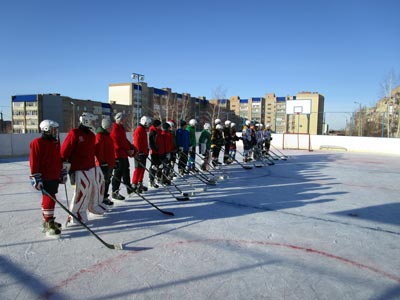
[1,148,399,300]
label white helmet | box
[214,118,221,125]
[140,115,152,128]
[266,123,271,128]
[259,123,264,129]
[216,124,223,130]
[225,120,231,127]
[101,118,112,130]
[245,120,251,126]
[79,112,97,129]
[40,119,59,139]
[166,121,175,128]
[203,123,211,130]
[189,119,197,126]
[230,122,236,128]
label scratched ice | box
[0,149,399,300]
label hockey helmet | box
[224,120,231,127]
[189,119,197,126]
[214,118,221,125]
[114,112,126,123]
[140,115,152,128]
[79,112,97,130]
[216,124,223,130]
[203,122,211,130]
[101,118,112,130]
[166,120,175,128]
[245,120,251,126]
[40,119,59,139]
[230,122,236,128]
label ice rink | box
[1,148,399,300]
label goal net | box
[283,133,311,151]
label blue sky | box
[1,0,399,128]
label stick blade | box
[176,196,190,201]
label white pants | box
[70,167,105,222]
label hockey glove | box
[30,173,43,191]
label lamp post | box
[354,101,362,136]
[70,102,75,129]
[131,73,145,127]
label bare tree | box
[381,69,399,137]
[211,85,227,120]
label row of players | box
[29,113,273,238]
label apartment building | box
[11,94,127,133]
[109,83,209,129]
[228,92,324,134]
[11,84,324,135]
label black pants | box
[149,154,162,182]
[101,166,113,198]
[111,157,130,193]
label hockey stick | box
[180,151,218,185]
[194,151,228,180]
[269,149,287,161]
[168,166,208,193]
[266,150,280,160]
[64,184,69,207]
[220,146,253,170]
[252,146,268,168]
[144,157,192,199]
[270,144,288,159]
[113,175,175,216]
[41,188,123,250]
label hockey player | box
[263,124,273,155]
[211,119,224,166]
[132,115,151,193]
[222,120,233,164]
[61,112,106,226]
[253,123,264,161]
[110,112,136,201]
[160,122,174,184]
[148,119,163,188]
[95,118,115,207]
[166,119,177,171]
[242,120,252,162]
[186,119,197,172]
[198,122,211,170]
[176,120,190,175]
[30,119,66,237]
[229,122,240,161]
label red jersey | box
[95,128,115,168]
[110,123,132,159]
[30,136,62,181]
[133,124,149,155]
[60,127,96,171]
[149,125,164,155]
[162,130,175,153]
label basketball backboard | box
[286,99,311,115]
